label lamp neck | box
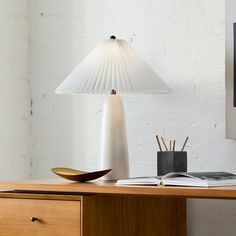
[111,89,117,95]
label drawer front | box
[0,198,81,236]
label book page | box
[116,176,161,185]
[163,172,236,181]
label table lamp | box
[55,36,171,180]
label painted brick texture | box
[0,0,31,180]
[30,1,236,235]
[1,0,236,235]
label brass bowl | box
[51,167,111,182]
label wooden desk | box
[0,179,236,236]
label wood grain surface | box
[82,195,186,236]
[0,198,81,236]
[0,179,236,199]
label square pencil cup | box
[157,151,187,176]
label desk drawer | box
[0,198,81,236]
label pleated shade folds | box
[55,37,171,94]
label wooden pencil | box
[181,137,189,151]
[169,140,172,151]
[173,140,176,151]
[161,137,168,151]
[155,135,162,152]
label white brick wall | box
[30,1,236,235]
[29,1,236,235]
[1,0,236,235]
[0,0,31,180]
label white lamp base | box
[100,92,129,180]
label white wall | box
[31,0,236,178]
[29,1,236,236]
[0,0,31,180]
[1,0,236,235]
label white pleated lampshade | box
[55,36,171,94]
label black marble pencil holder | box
[157,151,187,176]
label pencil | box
[155,135,162,152]
[169,140,172,151]
[161,137,168,151]
[181,137,189,151]
[173,140,176,151]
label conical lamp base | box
[100,93,129,180]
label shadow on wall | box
[188,199,236,236]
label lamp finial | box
[111,89,116,95]
[110,35,116,40]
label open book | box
[116,172,236,187]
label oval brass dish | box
[51,167,111,182]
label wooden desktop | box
[0,179,236,236]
